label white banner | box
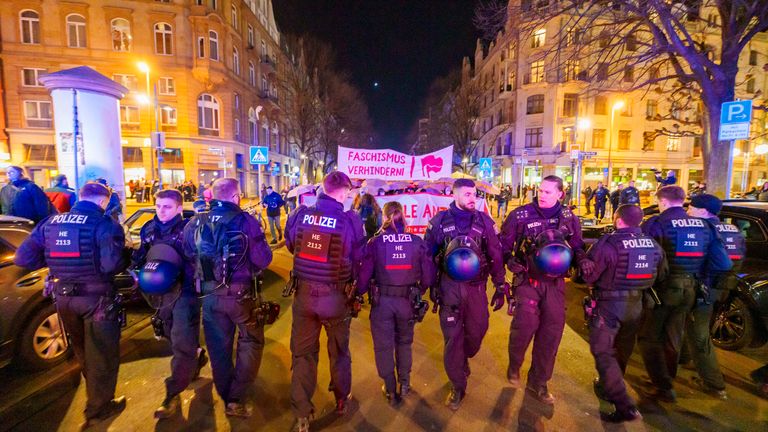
[337,145,453,181]
[374,193,487,236]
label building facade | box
[0,0,301,197]
[465,1,768,195]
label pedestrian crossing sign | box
[479,157,492,173]
[249,146,268,165]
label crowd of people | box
[8,164,768,432]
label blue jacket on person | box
[263,191,285,217]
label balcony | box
[261,55,276,75]
[499,83,514,99]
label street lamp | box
[137,61,160,187]
[573,118,591,210]
[300,153,307,184]
[607,100,625,188]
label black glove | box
[507,257,526,274]
[490,282,509,312]
[430,287,441,313]
[579,258,596,276]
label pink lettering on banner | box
[337,145,453,181]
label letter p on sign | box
[719,100,752,141]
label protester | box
[45,174,77,213]
[0,166,56,222]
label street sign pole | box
[720,100,753,198]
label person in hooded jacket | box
[45,174,77,213]
[0,165,56,222]
[358,201,436,405]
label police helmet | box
[532,229,573,277]
[443,236,482,281]
[138,243,182,295]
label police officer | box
[583,205,666,422]
[424,178,507,410]
[132,189,208,418]
[284,171,365,432]
[620,180,640,206]
[609,183,623,215]
[684,194,745,399]
[638,186,731,402]
[358,201,436,405]
[593,182,609,222]
[14,182,129,428]
[501,175,590,405]
[182,178,272,417]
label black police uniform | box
[620,186,640,206]
[584,227,666,416]
[424,203,505,397]
[357,224,436,398]
[284,193,366,419]
[684,216,746,393]
[593,186,609,220]
[132,214,203,404]
[14,200,128,420]
[500,200,587,395]
[638,207,731,397]
[182,199,272,408]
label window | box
[618,130,630,150]
[620,101,632,117]
[248,62,256,86]
[247,25,254,47]
[667,136,680,151]
[111,18,131,52]
[234,118,241,141]
[197,37,205,58]
[626,34,637,51]
[693,136,702,157]
[592,129,605,149]
[261,40,267,57]
[563,93,578,117]
[154,23,173,55]
[525,127,543,148]
[561,127,574,147]
[122,147,143,163]
[526,94,544,114]
[161,106,177,126]
[66,14,87,48]
[623,66,634,82]
[722,215,766,242]
[21,68,45,87]
[234,93,240,110]
[671,102,681,120]
[197,94,220,136]
[23,144,56,163]
[750,50,758,66]
[565,27,580,46]
[747,78,756,93]
[211,0,218,10]
[596,62,608,80]
[598,31,609,48]
[563,60,580,81]
[650,66,660,80]
[232,47,240,75]
[643,132,655,151]
[112,74,137,92]
[594,96,607,115]
[248,107,258,145]
[530,60,545,83]
[231,5,238,30]
[20,10,41,44]
[24,100,52,128]
[120,105,140,124]
[209,31,219,61]
[158,77,175,95]
[531,29,546,48]
[646,99,658,118]
[261,74,268,93]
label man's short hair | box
[155,189,183,205]
[616,204,644,227]
[7,165,23,176]
[453,178,475,190]
[656,185,686,203]
[323,171,352,195]
[212,178,240,200]
[542,175,564,191]
[80,182,111,200]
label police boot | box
[526,385,555,405]
[691,376,728,400]
[507,368,521,388]
[600,407,642,423]
[80,396,126,430]
[445,387,465,411]
[225,400,252,418]
[593,378,609,401]
[399,381,411,397]
[382,385,402,406]
[336,394,352,415]
[193,348,208,380]
[154,395,180,419]
[639,384,677,403]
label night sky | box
[272,1,481,151]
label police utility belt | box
[50,278,113,297]
[295,278,348,296]
[377,285,414,298]
[593,289,644,301]
[200,280,253,297]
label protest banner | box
[374,193,487,235]
[337,145,453,181]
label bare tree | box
[474,0,510,45]
[514,0,768,196]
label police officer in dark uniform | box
[593,182,609,222]
[15,182,129,429]
[620,180,640,206]
[685,194,745,399]
[358,201,436,405]
[182,178,272,417]
[132,189,208,418]
[501,175,591,405]
[284,171,365,432]
[638,186,731,402]
[582,205,666,422]
[424,178,507,411]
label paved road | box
[6,247,768,431]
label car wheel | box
[15,303,71,370]
[711,297,755,351]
